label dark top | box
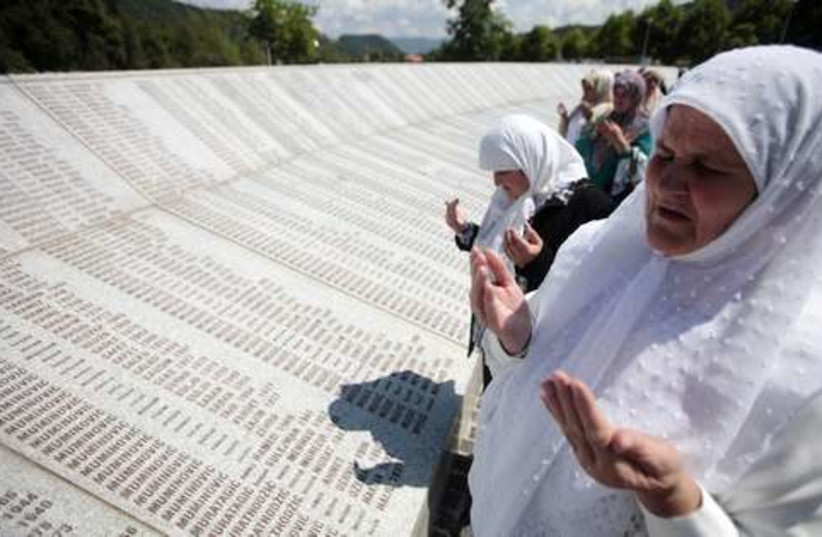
[455,179,614,293]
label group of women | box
[559,66,664,201]
[442,46,822,536]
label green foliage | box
[429,0,820,66]
[519,25,559,62]
[678,0,732,64]
[559,28,589,60]
[248,0,319,64]
[439,0,512,61]
[725,22,759,50]
[498,31,522,61]
[1,0,125,72]
[591,11,636,59]
[3,0,819,72]
[636,0,684,64]
[336,35,404,62]
[0,0,288,73]
[730,0,793,44]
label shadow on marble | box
[328,370,460,488]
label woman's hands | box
[470,248,532,355]
[541,372,702,518]
[504,223,543,268]
[596,120,631,154]
[445,198,468,234]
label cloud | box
[307,0,450,38]
[181,0,684,38]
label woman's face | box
[494,170,530,201]
[612,85,634,114]
[642,73,658,95]
[646,105,757,256]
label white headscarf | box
[566,70,614,144]
[470,46,822,537]
[475,114,588,258]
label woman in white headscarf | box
[557,69,614,146]
[468,46,822,536]
[445,114,613,384]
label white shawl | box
[469,46,822,537]
[475,114,588,259]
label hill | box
[336,34,404,60]
[389,37,444,55]
[0,0,263,72]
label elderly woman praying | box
[468,46,822,536]
[444,115,613,385]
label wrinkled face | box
[646,105,757,256]
[613,84,634,114]
[494,170,530,201]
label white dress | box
[483,332,822,536]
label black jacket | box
[455,180,614,293]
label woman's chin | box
[646,223,695,256]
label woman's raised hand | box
[470,248,532,355]
[540,372,702,518]
[504,223,543,267]
[445,198,467,234]
[596,120,631,154]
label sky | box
[181,0,678,39]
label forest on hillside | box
[434,0,821,64]
[1,0,820,73]
[0,0,405,73]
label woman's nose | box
[659,163,689,193]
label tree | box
[731,0,793,44]
[560,28,589,61]
[498,31,522,61]
[519,25,558,62]
[248,0,318,64]
[440,0,512,61]
[637,0,684,64]
[591,11,636,59]
[677,0,731,64]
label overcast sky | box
[181,0,678,38]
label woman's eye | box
[694,160,724,174]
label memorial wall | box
[0,63,629,536]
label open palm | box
[470,248,531,354]
[541,371,702,517]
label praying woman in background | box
[557,69,614,146]
[444,114,612,386]
[468,46,822,536]
[576,70,654,204]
